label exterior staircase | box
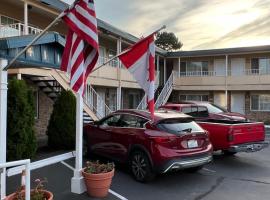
[11,68,112,123]
[154,72,173,108]
[136,71,160,110]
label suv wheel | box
[130,151,155,182]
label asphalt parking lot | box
[6,131,270,200]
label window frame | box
[98,113,150,129]
[250,94,270,112]
[251,57,270,75]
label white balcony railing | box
[174,69,270,78]
[98,56,118,68]
[177,71,217,77]
[0,23,42,38]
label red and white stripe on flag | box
[119,35,155,119]
[61,0,99,95]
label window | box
[41,45,54,63]
[0,15,19,25]
[157,118,204,135]
[251,94,270,111]
[100,114,121,127]
[181,106,209,117]
[204,103,227,114]
[120,114,148,128]
[26,46,41,61]
[180,62,187,76]
[33,91,39,119]
[184,61,209,76]
[251,58,270,74]
[180,94,209,102]
[98,46,106,64]
[108,49,118,67]
[197,106,209,117]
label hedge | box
[47,90,76,150]
[7,78,37,161]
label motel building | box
[1,0,270,147]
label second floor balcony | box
[0,23,42,38]
[172,68,270,91]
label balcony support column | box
[0,59,8,198]
[178,57,181,77]
[157,55,160,85]
[164,58,166,84]
[117,38,122,110]
[225,55,228,109]
[24,1,29,35]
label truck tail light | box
[228,128,234,142]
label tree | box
[47,90,76,150]
[7,79,37,161]
[155,32,183,51]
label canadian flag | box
[119,35,155,119]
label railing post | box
[0,59,8,198]
[25,161,31,200]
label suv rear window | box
[157,119,204,135]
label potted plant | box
[5,178,53,200]
[82,161,115,198]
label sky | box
[62,0,270,50]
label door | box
[88,114,121,157]
[214,92,226,108]
[214,59,226,76]
[110,114,148,162]
[96,88,105,117]
[231,58,245,76]
[231,93,245,114]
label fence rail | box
[0,159,31,200]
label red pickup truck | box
[160,101,269,155]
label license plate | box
[187,140,198,148]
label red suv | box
[84,109,213,182]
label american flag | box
[61,0,99,95]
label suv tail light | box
[150,136,176,144]
[227,128,234,142]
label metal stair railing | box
[84,84,112,119]
[137,71,160,110]
[155,72,173,108]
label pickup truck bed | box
[197,121,268,152]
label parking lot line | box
[202,168,216,173]
[109,189,128,200]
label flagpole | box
[91,25,166,73]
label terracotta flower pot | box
[5,189,53,200]
[82,168,114,198]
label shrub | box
[7,79,37,161]
[47,90,76,149]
